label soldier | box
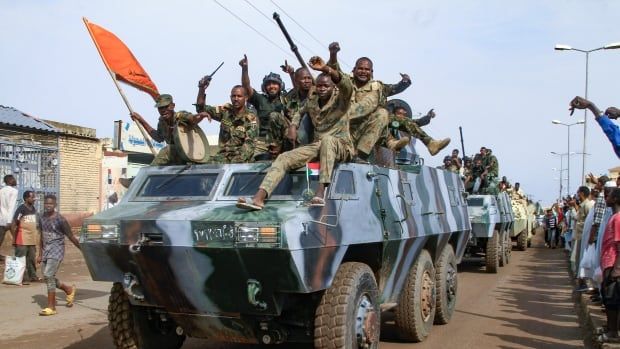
[131,94,206,166]
[462,156,474,190]
[386,105,450,154]
[437,155,458,173]
[484,148,499,180]
[237,55,354,211]
[450,149,462,171]
[239,55,288,159]
[196,83,258,163]
[470,156,489,193]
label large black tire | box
[434,245,457,325]
[394,249,436,342]
[485,231,499,273]
[108,283,185,349]
[503,231,512,264]
[516,230,527,251]
[314,262,380,349]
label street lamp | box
[554,42,620,183]
[551,119,584,196]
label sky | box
[1,0,619,206]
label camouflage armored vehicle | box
[465,191,514,273]
[80,161,470,348]
[509,193,534,251]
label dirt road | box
[0,234,585,348]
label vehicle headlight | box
[235,224,280,246]
[82,224,119,241]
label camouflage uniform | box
[149,111,194,166]
[387,116,432,144]
[484,154,499,179]
[382,80,411,106]
[248,93,288,157]
[202,104,258,163]
[329,62,389,156]
[268,88,312,149]
[259,70,354,196]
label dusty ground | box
[0,232,585,348]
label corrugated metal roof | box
[0,105,58,133]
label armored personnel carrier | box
[80,160,470,348]
[509,193,534,251]
[465,191,514,273]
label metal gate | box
[0,141,60,211]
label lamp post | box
[551,119,584,196]
[554,42,620,184]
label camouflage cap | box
[155,94,173,108]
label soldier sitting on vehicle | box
[131,94,207,166]
[275,62,315,147]
[239,55,288,160]
[468,155,489,194]
[236,55,354,211]
[195,83,258,164]
[385,104,451,154]
[437,155,458,173]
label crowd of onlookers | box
[543,174,620,343]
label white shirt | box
[0,185,18,226]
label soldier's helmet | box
[443,155,452,163]
[261,73,285,94]
[386,99,413,119]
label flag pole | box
[82,17,157,155]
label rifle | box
[273,12,307,69]
[459,126,466,161]
[200,61,224,84]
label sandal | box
[236,198,264,211]
[309,196,325,207]
[598,332,620,343]
[66,285,76,307]
[39,308,57,316]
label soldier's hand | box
[606,106,620,119]
[281,60,294,74]
[328,42,340,54]
[197,112,212,123]
[399,73,411,84]
[569,96,591,115]
[308,56,326,71]
[239,54,248,67]
[130,112,142,122]
[198,76,211,89]
[426,108,436,118]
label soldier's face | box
[230,87,247,109]
[158,104,174,119]
[264,82,281,97]
[316,76,334,100]
[296,69,313,91]
[394,108,407,119]
[353,60,372,83]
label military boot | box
[426,138,451,156]
[386,136,410,151]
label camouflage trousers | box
[351,107,389,155]
[386,116,432,145]
[151,145,186,166]
[259,135,353,196]
[207,152,253,164]
[269,112,313,152]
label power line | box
[213,0,294,59]
[242,0,318,62]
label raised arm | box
[239,54,255,98]
[195,75,210,113]
[327,42,340,69]
[383,73,412,97]
[281,60,297,90]
[129,112,164,143]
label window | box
[334,171,355,194]
[225,172,317,198]
[467,197,485,207]
[137,174,218,198]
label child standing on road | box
[37,194,80,316]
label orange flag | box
[83,18,159,100]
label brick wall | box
[58,135,102,214]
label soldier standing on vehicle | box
[483,148,499,180]
[131,94,207,166]
[196,83,258,163]
[237,55,354,210]
[239,55,288,159]
[36,194,79,316]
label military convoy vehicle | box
[465,191,514,273]
[509,193,534,251]
[80,160,470,348]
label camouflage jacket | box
[203,104,258,163]
[484,155,499,177]
[284,88,310,120]
[248,92,288,138]
[150,111,194,144]
[388,115,418,137]
[382,80,411,106]
[328,62,383,118]
[290,68,354,150]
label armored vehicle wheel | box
[314,262,380,349]
[516,230,528,251]
[485,231,500,273]
[394,249,436,342]
[109,283,185,349]
[527,239,532,248]
[434,245,457,325]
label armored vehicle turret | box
[465,191,514,273]
[80,161,470,348]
